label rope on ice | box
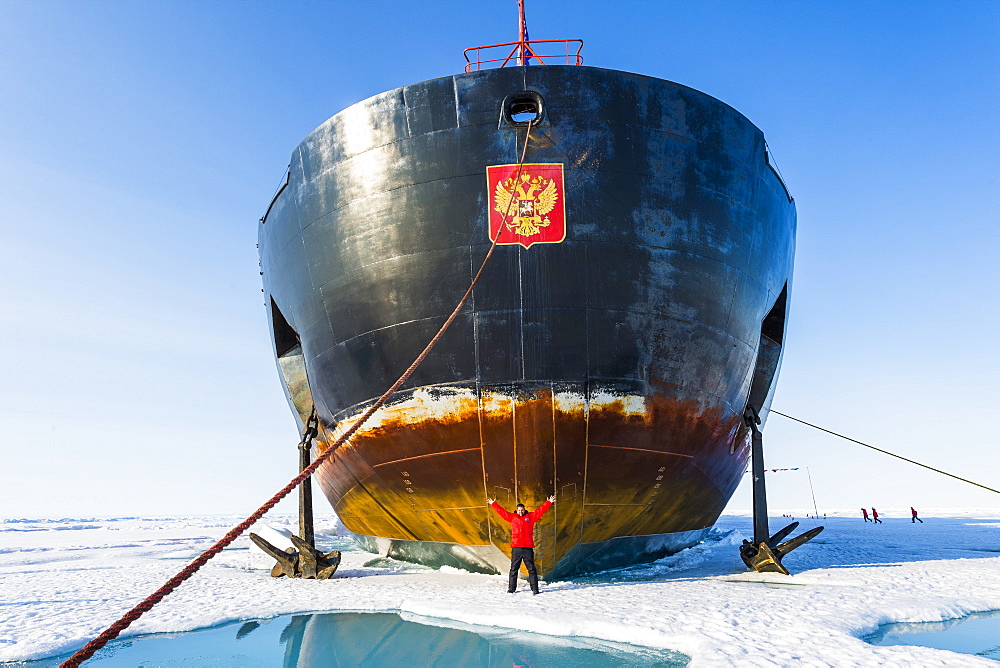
[61,125,537,667]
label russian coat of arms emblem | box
[486,163,566,248]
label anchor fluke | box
[767,521,799,546]
[774,525,824,555]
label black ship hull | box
[259,65,795,578]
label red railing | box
[464,39,584,72]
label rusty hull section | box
[309,384,747,577]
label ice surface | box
[2,512,999,666]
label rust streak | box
[415,506,485,512]
[584,503,650,507]
[588,444,694,458]
[371,447,482,467]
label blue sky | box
[1,1,997,518]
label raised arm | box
[488,499,514,521]
[528,498,554,520]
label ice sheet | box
[2,512,999,666]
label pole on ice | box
[739,406,824,575]
[806,467,820,518]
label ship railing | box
[463,39,584,72]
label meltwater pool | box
[865,609,1000,661]
[14,611,689,667]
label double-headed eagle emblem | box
[494,173,559,237]
[486,163,565,248]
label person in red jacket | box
[487,495,555,594]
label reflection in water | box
[19,612,687,667]
[865,609,1000,660]
[268,612,688,667]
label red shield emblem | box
[487,163,566,248]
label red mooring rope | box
[61,126,535,666]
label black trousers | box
[509,547,539,593]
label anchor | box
[248,532,341,579]
[249,409,341,579]
[739,406,823,575]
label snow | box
[2,512,1000,666]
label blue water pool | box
[12,611,688,667]
[865,609,1000,660]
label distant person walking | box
[872,507,882,524]
[487,495,555,594]
[861,508,871,522]
[911,507,924,523]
